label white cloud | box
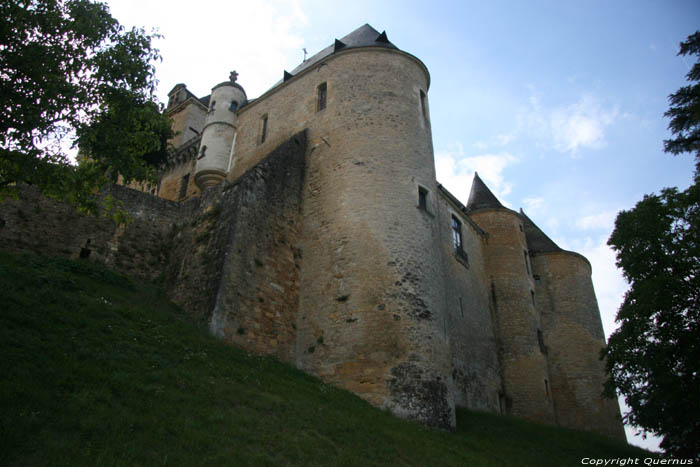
[549,95,618,155]
[501,90,618,157]
[576,210,618,231]
[435,143,518,206]
[107,0,309,101]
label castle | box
[0,24,625,439]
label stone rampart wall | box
[436,194,502,412]
[0,132,308,363]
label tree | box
[0,0,171,214]
[665,31,700,178]
[604,32,700,459]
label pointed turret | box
[519,209,562,254]
[466,172,504,211]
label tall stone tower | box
[288,25,456,428]
[466,173,556,423]
[521,212,626,439]
[194,71,247,189]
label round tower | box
[194,71,247,189]
[529,250,626,440]
[292,30,456,428]
[466,174,555,423]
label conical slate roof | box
[466,172,504,211]
[519,209,562,254]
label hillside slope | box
[0,252,650,466]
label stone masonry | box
[0,24,626,440]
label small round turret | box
[194,71,247,189]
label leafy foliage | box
[605,31,700,459]
[0,0,171,214]
[664,31,700,176]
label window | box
[178,174,190,201]
[524,250,531,275]
[317,82,327,112]
[537,329,546,354]
[519,224,523,232]
[260,115,268,143]
[209,100,216,113]
[198,145,207,159]
[451,215,463,251]
[534,274,541,285]
[418,186,428,210]
[420,89,428,120]
[544,379,550,397]
[531,290,536,307]
[229,100,238,112]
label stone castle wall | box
[469,207,556,423]
[0,32,626,440]
[532,251,626,440]
[0,184,180,282]
[0,132,307,363]
[435,194,502,413]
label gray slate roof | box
[520,209,562,254]
[289,24,397,77]
[466,172,504,211]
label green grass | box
[0,251,651,466]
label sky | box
[105,0,699,452]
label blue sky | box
[107,0,699,451]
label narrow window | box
[537,329,546,354]
[229,100,238,112]
[531,290,536,307]
[534,274,541,285]
[519,224,523,232]
[178,174,190,201]
[209,100,216,113]
[317,82,327,112]
[451,215,463,251]
[524,250,531,275]
[420,89,428,119]
[260,115,268,143]
[544,379,550,397]
[198,145,207,159]
[418,186,428,210]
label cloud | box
[576,210,619,231]
[107,0,309,100]
[435,143,518,206]
[502,91,618,157]
[549,95,618,155]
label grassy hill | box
[0,251,651,466]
